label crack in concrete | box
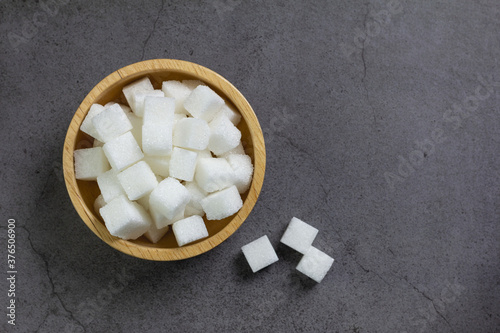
[21,226,87,332]
[353,256,391,286]
[402,276,455,332]
[327,221,392,287]
[360,7,377,125]
[274,132,331,199]
[141,0,165,61]
[34,311,50,332]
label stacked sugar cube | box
[74,77,253,246]
[241,217,334,283]
[281,217,334,283]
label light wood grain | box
[63,59,266,261]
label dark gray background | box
[1,0,499,332]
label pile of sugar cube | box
[74,77,253,246]
[241,217,334,283]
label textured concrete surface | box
[1,1,499,332]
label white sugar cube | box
[216,103,241,125]
[196,149,213,160]
[100,195,152,240]
[169,147,198,181]
[149,177,191,220]
[131,90,165,117]
[143,155,170,178]
[93,139,104,147]
[219,142,245,157]
[226,154,253,193]
[182,79,205,90]
[92,104,133,143]
[74,147,110,180]
[172,215,209,246]
[161,80,193,114]
[143,224,170,243]
[241,235,279,273]
[103,132,144,171]
[208,114,241,155]
[174,113,187,123]
[200,185,242,220]
[93,194,106,216]
[296,246,334,283]
[173,118,210,150]
[136,193,151,212]
[150,206,184,229]
[122,77,154,114]
[195,157,234,193]
[184,182,208,217]
[280,217,319,254]
[143,96,175,124]
[97,169,125,203]
[135,174,161,211]
[80,104,105,141]
[142,96,175,156]
[117,161,158,200]
[105,102,132,113]
[184,85,224,122]
[125,111,143,147]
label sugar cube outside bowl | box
[62,59,266,261]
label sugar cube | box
[74,147,110,180]
[196,149,213,160]
[172,215,209,246]
[216,103,241,125]
[195,157,234,193]
[80,104,105,141]
[280,217,319,254]
[149,177,191,220]
[173,118,210,150]
[97,169,125,202]
[105,102,132,113]
[142,96,175,156]
[200,185,242,220]
[184,182,208,217]
[143,155,170,178]
[131,90,165,117]
[93,194,106,216]
[134,175,162,209]
[208,113,241,155]
[136,193,151,212]
[92,104,133,143]
[143,224,170,243]
[150,206,184,229]
[125,111,143,147]
[296,246,334,283]
[103,132,144,171]
[117,161,158,200]
[184,85,224,122]
[168,147,198,182]
[226,154,253,193]
[174,113,187,123]
[182,79,205,90]
[161,80,192,114]
[241,235,279,273]
[100,195,152,240]
[219,142,245,158]
[122,77,154,114]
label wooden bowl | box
[63,59,265,261]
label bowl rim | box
[62,59,266,261]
